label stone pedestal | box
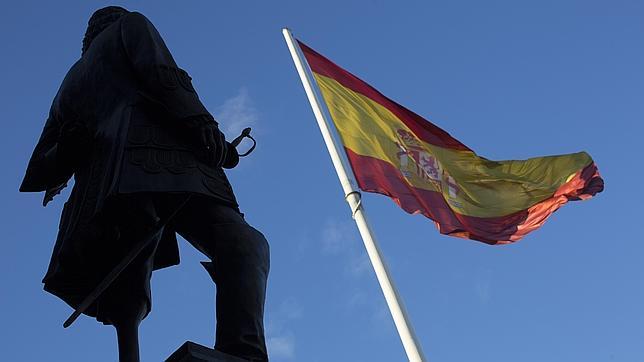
[165,341,248,362]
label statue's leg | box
[173,197,270,362]
[208,224,269,361]
[96,195,162,362]
[103,247,156,362]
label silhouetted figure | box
[20,6,269,362]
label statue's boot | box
[106,289,148,362]
[106,250,156,362]
[197,223,270,362]
[114,318,142,362]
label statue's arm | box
[119,12,233,166]
[20,107,72,193]
[119,12,213,124]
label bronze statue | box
[20,6,269,362]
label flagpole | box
[282,28,426,362]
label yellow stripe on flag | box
[315,73,594,218]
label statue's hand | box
[222,141,239,169]
[185,116,228,167]
[43,182,68,207]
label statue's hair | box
[82,6,129,55]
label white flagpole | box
[282,28,427,362]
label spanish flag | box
[299,41,604,245]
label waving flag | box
[299,41,603,244]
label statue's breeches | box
[96,193,270,361]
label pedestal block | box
[165,341,248,362]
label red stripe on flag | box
[345,149,603,244]
[344,148,527,244]
[298,40,471,151]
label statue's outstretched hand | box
[43,182,67,207]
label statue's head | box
[82,6,129,55]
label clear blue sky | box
[2,1,642,361]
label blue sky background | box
[2,1,642,361]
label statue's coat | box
[20,12,236,316]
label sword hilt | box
[230,127,255,157]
